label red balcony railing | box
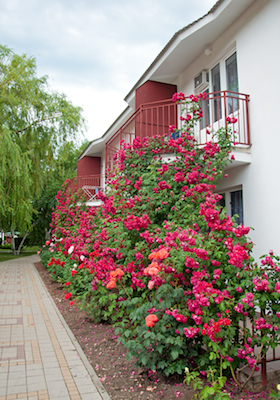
[105,91,250,172]
[106,98,177,172]
[67,175,104,202]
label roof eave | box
[124,0,255,104]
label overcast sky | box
[0,0,217,142]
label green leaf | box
[171,350,179,360]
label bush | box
[41,92,280,392]
[0,243,12,249]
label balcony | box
[195,90,250,146]
[68,91,250,202]
[67,175,104,203]
[105,91,250,171]
[105,98,177,172]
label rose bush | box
[40,92,280,391]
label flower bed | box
[40,92,280,399]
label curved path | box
[0,255,111,400]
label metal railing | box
[258,308,280,387]
[106,98,177,172]
[193,90,250,146]
[105,91,250,172]
[67,175,104,202]
[239,304,280,388]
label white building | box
[75,0,280,260]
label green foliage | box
[0,44,85,251]
[270,386,280,399]
[0,127,33,232]
[31,140,89,245]
[43,90,280,395]
[184,368,230,400]
[0,243,11,249]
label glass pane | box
[211,64,221,122]
[217,193,226,209]
[200,89,210,130]
[226,52,238,92]
[231,190,243,225]
[226,52,239,113]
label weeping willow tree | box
[0,44,85,254]
[30,140,89,247]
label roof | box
[82,0,256,158]
[124,0,256,105]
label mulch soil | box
[34,261,275,400]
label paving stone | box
[0,256,111,400]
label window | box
[231,189,243,225]
[200,89,210,130]
[226,52,239,92]
[217,188,244,225]
[217,193,226,209]
[211,63,221,122]
[226,52,239,114]
[195,50,239,124]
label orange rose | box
[148,252,157,260]
[110,268,124,278]
[145,314,159,328]
[148,248,169,261]
[147,262,161,276]
[106,279,116,289]
[110,270,118,278]
[157,248,169,259]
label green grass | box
[0,252,38,261]
[0,249,39,262]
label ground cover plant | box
[40,92,280,399]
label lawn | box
[0,246,40,262]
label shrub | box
[41,92,280,391]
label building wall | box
[173,0,280,259]
[77,156,101,177]
[100,149,106,188]
[88,0,280,259]
[135,81,177,109]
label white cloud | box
[0,0,217,141]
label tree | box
[0,44,85,254]
[30,140,89,247]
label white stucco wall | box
[173,0,280,260]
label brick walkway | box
[0,255,111,400]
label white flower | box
[80,255,85,261]
[185,367,189,374]
[68,245,74,255]
[73,263,77,269]
[277,384,280,391]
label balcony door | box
[211,63,222,123]
[198,63,222,141]
[226,52,239,115]
[198,51,240,143]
